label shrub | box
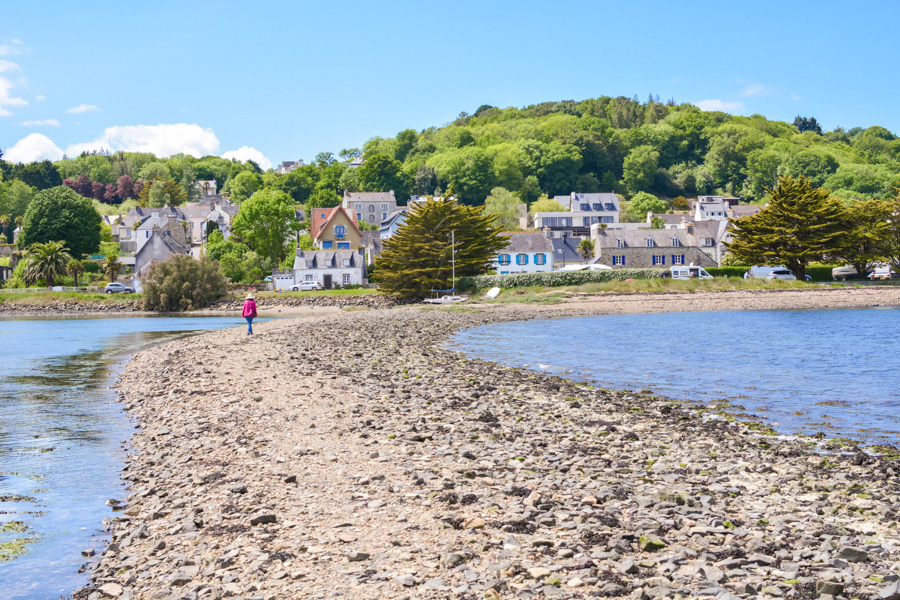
[706,267,750,278]
[142,255,227,311]
[458,268,665,290]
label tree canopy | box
[376,198,509,298]
[230,189,301,265]
[20,186,101,257]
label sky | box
[1,0,898,169]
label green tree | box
[102,254,123,283]
[622,145,659,192]
[414,165,438,195]
[577,238,593,260]
[528,194,566,216]
[376,197,509,298]
[141,255,227,311]
[726,176,847,280]
[66,259,86,288]
[137,161,171,181]
[0,179,37,220]
[625,191,667,222]
[20,186,101,257]
[833,199,890,278]
[0,214,10,243]
[138,179,188,207]
[537,142,582,196]
[227,171,261,203]
[230,189,301,265]
[359,154,408,198]
[22,240,73,287]
[886,191,900,275]
[484,187,522,230]
[782,150,839,188]
[432,148,494,204]
[517,175,541,206]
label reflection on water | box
[451,308,900,446]
[0,316,260,600]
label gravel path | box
[77,288,900,600]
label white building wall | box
[495,251,554,274]
[292,266,365,288]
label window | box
[535,254,546,265]
[672,254,685,265]
[381,203,388,210]
[605,203,615,211]
[322,240,333,249]
[342,259,351,266]
[342,274,351,285]
[652,254,665,265]
[671,238,681,247]
[356,203,362,210]
[499,254,511,265]
[612,255,625,266]
[616,238,625,248]
[335,225,346,239]
[356,213,362,221]
[368,215,375,222]
[580,203,589,210]
[592,203,601,211]
[646,238,655,247]
[320,213,326,219]
[369,205,375,212]
[304,274,315,282]
[703,237,715,247]
[516,254,528,265]
[337,242,350,249]
[602,216,615,223]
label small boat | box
[423,230,468,304]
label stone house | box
[342,190,398,227]
[134,230,191,280]
[310,206,361,250]
[589,224,718,269]
[495,232,554,274]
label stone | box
[396,574,416,587]
[250,513,276,526]
[878,581,900,600]
[229,483,247,494]
[836,546,869,563]
[639,535,666,552]
[442,552,467,567]
[619,558,639,574]
[484,589,502,600]
[527,567,551,579]
[98,583,123,597]
[464,517,486,530]
[81,549,95,557]
[346,551,370,562]
[816,581,844,596]
[567,577,584,587]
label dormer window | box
[605,203,615,211]
[672,238,681,247]
[580,203,589,210]
[592,203,601,210]
[616,238,625,248]
[320,213,326,219]
[646,238,655,247]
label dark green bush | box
[706,267,750,278]
[142,255,227,311]
[458,268,666,290]
[83,260,100,273]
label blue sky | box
[1,0,897,168]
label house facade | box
[275,160,304,174]
[310,206,361,250]
[134,230,190,279]
[495,232,554,274]
[589,225,718,269]
[274,249,367,290]
[535,192,620,237]
[342,190,398,227]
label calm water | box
[0,316,263,600]
[451,308,900,445]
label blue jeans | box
[246,316,253,334]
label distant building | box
[495,232,555,274]
[134,230,190,280]
[534,192,620,237]
[272,249,367,290]
[193,180,217,198]
[590,223,718,269]
[275,160,304,175]
[342,190,398,226]
[310,206,361,250]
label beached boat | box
[423,230,468,304]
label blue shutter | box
[525,254,529,265]
[682,254,685,265]
[622,255,625,266]
[651,255,656,265]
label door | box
[323,274,332,289]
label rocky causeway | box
[75,288,900,600]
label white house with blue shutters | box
[494,232,555,274]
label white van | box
[669,266,713,279]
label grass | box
[0,291,140,305]
[469,277,813,301]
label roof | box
[651,213,689,225]
[500,232,554,254]
[550,236,584,263]
[361,232,384,257]
[730,205,760,218]
[293,249,365,270]
[344,190,396,203]
[310,206,360,239]
[596,228,715,249]
[380,209,407,228]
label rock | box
[463,517,485,530]
[250,513,276,526]
[619,558,640,574]
[346,551,370,562]
[484,589,502,600]
[229,483,247,494]
[396,574,416,587]
[836,546,869,562]
[441,552,467,567]
[81,549,95,557]
[639,535,666,552]
[878,581,900,600]
[567,577,584,587]
[98,583,123,597]
[816,581,845,596]
[527,567,551,579]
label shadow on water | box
[0,316,258,600]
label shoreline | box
[76,288,900,600]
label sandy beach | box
[75,288,900,600]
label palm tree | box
[102,254,123,283]
[22,241,73,287]
[0,215,10,243]
[577,238,594,262]
[66,259,86,289]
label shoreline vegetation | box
[72,289,900,600]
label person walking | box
[242,293,258,335]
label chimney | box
[542,226,552,239]
[686,222,693,234]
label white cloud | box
[4,133,64,162]
[790,93,802,101]
[0,39,26,56]
[0,60,27,116]
[741,83,766,97]
[35,93,46,102]
[65,123,221,158]
[66,103,100,114]
[694,99,744,113]
[222,145,272,170]
[20,118,59,127]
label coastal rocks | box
[75,298,900,600]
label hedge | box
[458,269,666,290]
[707,264,839,281]
[706,267,749,278]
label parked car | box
[868,268,899,280]
[290,281,323,291]
[766,268,797,281]
[104,282,135,294]
[669,266,714,280]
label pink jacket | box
[242,299,257,318]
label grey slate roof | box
[550,236,584,263]
[597,228,706,249]
[293,249,366,269]
[500,232,554,254]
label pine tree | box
[376,197,509,298]
[833,198,890,278]
[726,176,846,280]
